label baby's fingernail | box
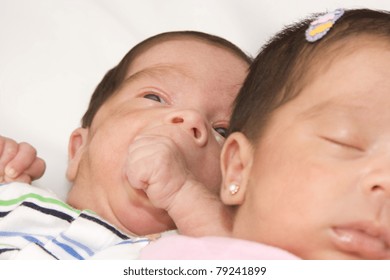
[5,167,17,178]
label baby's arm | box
[125,135,232,237]
[0,136,46,183]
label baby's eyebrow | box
[298,101,333,120]
[124,65,193,85]
[298,100,367,121]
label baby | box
[139,8,390,260]
[0,31,251,259]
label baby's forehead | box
[127,38,220,67]
[305,34,387,73]
[125,64,193,82]
[120,65,199,95]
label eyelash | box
[143,93,168,104]
[214,127,228,138]
[321,136,363,152]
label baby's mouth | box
[331,222,390,259]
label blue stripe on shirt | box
[60,233,94,257]
[51,239,84,260]
[23,235,45,247]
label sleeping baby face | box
[231,39,390,259]
[66,38,248,235]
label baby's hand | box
[125,135,233,237]
[0,136,46,184]
[125,135,190,211]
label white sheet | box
[1,0,389,199]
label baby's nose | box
[361,158,390,200]
[165,110,208,146]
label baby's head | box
[230,8,390,141]
[81,31,252,129]
[221,9,390,259]
[66,31,251,235]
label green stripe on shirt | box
[0,193,81,214]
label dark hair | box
[229,8,390,141]
[81,31,252,128]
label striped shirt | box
[0,182,150,259]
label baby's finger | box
[4,173,32,184]
[4,142,38,179]
[0,138,18,178]
[125,149,154,190]
[128,135,166,152]
[22,157,46,181]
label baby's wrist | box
[166,178,201,213]
[166,180,232,236]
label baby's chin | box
[118,203,176,236]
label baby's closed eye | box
[317,134,366,160]
[320,136,364,152]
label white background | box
[1,0,389,199]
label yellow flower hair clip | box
[305,9,344,42]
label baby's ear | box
[220,132,253,206]
[66,127,89,182]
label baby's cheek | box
[206,162,223,193]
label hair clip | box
[305,9,344,42]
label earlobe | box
[220,132,253,206]
[66,128,89,182]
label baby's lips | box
[332,222,390,259]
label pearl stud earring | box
[229,183,239,195]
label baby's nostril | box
[192,128,201,139]
[170,115,202,140]
[172,117,184,124]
